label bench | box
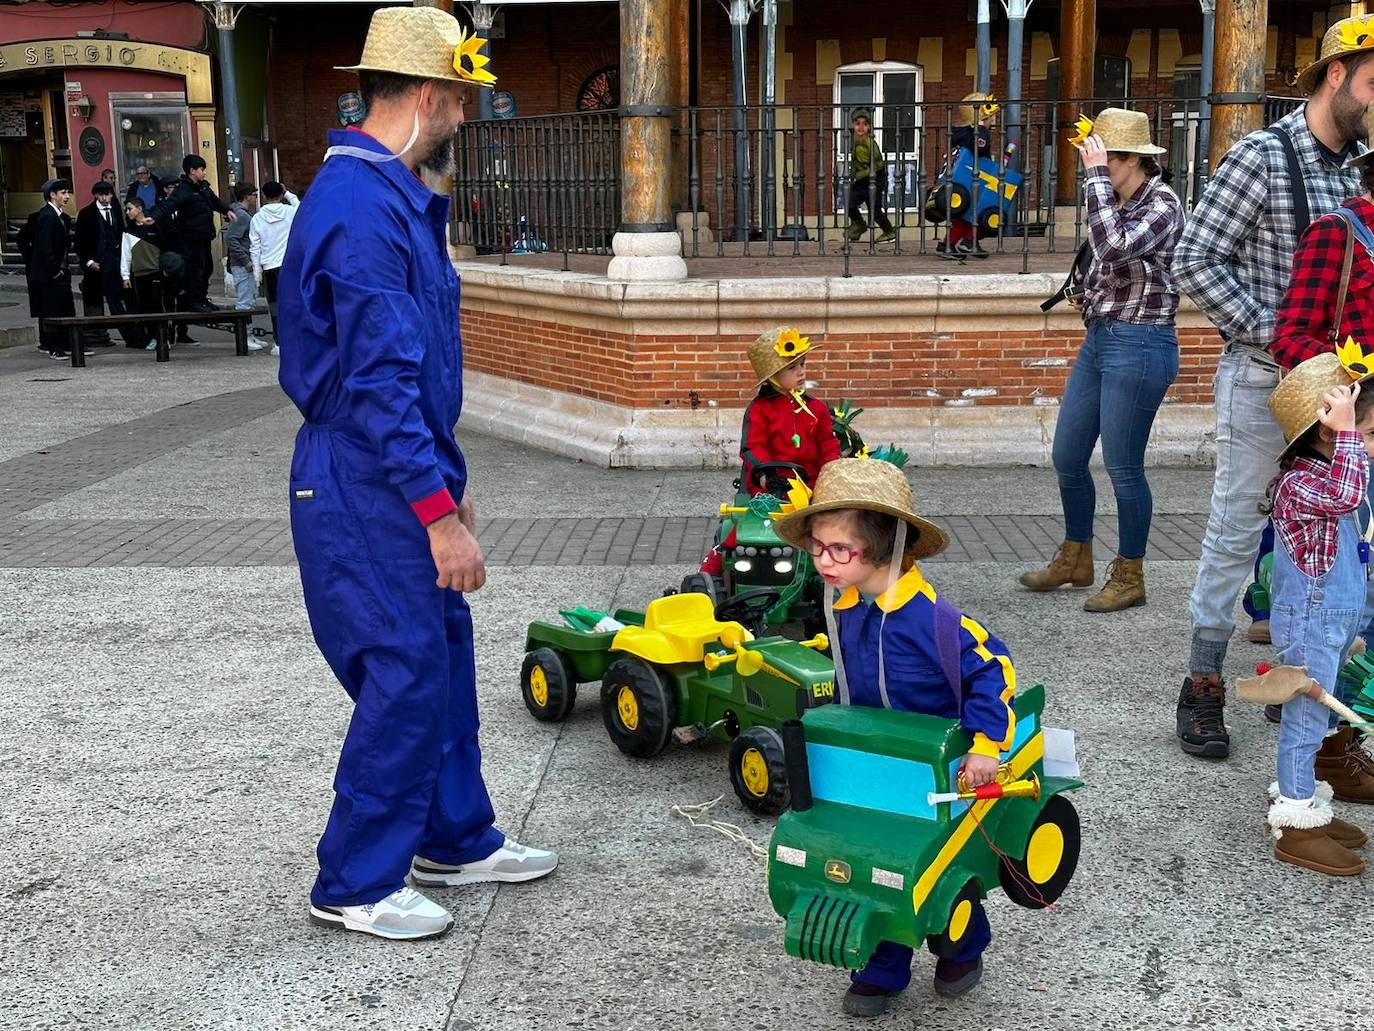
[40,307,270,368]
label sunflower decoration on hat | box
[1067,114,1094,148]
[1297,15,1374,93]
[1338,335,1374,377]
[454,25,497,87]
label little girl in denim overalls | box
[1262,352,1374,875]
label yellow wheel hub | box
[740,747,770,797]
[1027,822,1065,884]
[950,194,963,209]
[617,686,640,731]
[987,213,1000,229]
[948,898,973,942]
[529,666,549,708]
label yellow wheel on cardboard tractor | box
[600,658,678,758]
[999,793,1081,908]
[728,726,790,815]
[927,880,983,958]
[977,205,1001,236]
[521,648,577,722]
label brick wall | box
[461,309,1223,411]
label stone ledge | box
[454,259,1215,335]
[460,370,1219,469]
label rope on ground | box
[670,796,769,865]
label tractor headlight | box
[734,559,753,573]
[781,546,793,557]
[770,547,782,557]
[774,560,793,574]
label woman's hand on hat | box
[1319,382,1360,432]
[1078,133,1108,169]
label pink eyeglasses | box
[801,535,864,565]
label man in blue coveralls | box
[279,6,557,941]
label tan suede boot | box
[1269,796,1365,875]
[1019,541,1094,592]
[1269,781,1367,848]
[1316,735,1374,803]
[1082,557,1145,612]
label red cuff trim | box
[412,488,457,526]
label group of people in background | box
[19,156,296,360]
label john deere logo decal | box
[824,860,851,884]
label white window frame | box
[832,61,924,212]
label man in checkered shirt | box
[1172,21,1374,761]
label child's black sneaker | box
[841,982,897,1017]
[1176,674,1229,758]
[933,956,983,998]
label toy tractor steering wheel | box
[747,462,809,497]
[714,588,783,634]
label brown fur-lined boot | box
[1268,781,1367,848]
[1019,541,1094,592]
[1316,729,1374,803]
[1269,796,1364,875]
[1083,557,1145,612]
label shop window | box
[110,96,190,184]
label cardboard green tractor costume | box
[521,592,837,814]
[767,686,1081,971]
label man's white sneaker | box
[308,886,453,940]
[269,344,280,356]
[246,339,265,351]
[411,837,559,887]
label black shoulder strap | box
[1267,127,1312,236]
[1040,241,1093,313]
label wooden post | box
[1055,0,1096,203]
[608,0,686,279]
[1209,0,1268,171]
[670,0,691,212]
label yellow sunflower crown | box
[774,328,811,360]
[1337,335,1374,379]
[1337,16,1374,51]
[768,477,813,522]
[454,25,497,87]
[1067,114,1094,147]
[979,100,1000,118]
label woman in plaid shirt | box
[1254,353,1374,875]
[1020,109,1183,613]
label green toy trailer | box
[1339,650,1374,722]
[767,685,1081,971]
[521,592,837,814]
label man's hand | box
[122,278,131,289]
[1319,382,1360,433]
[457,495,477,535]
[87,260,100,272]
[960,752,1000,789]
[1078,132,1108,169]
[226,210,239,223]
[427,510,485,592]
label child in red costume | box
[701,326,841,576]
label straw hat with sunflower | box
[956,93,999,126]
[337,6,497,88]
[748,326,819,390]
[1297,15,1374,94]
[772,458,950,561]
[1268,339,1374,458]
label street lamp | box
[73,94,95,122]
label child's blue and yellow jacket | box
[833,564,1016,757]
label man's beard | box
[419,134,455,179]
[1334,81,1370,143]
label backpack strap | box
[931,596,965,706]
[1331,205,1374,256]
[1040,241,1093,312]
[1267,126,1312,238]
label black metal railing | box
[452,109,620,264]
[453,96,1306,275]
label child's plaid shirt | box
[1273,432,1369,577]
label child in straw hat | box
[1257,349,1374,875]
[698,327,841,576]
[774,458,1016,1017]
[937,93,999,260]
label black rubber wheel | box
[999,793,1081,909]
[521,648,577,723]
[927,880,983,959]
[728,726,790,816]
[600,658,677,758]
[976,204,1002,235]
[680,572,719,605]
[946,183,972,219]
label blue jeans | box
[1051,318,1179,559]
[1272,515,1366,799]
[231,265,257,310]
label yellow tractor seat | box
[611,592,751,666]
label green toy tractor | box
[767,685,1081,971]
[520,591,838,814]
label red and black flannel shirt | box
[1273,197,1374,370]
[1272,432,1369,577]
